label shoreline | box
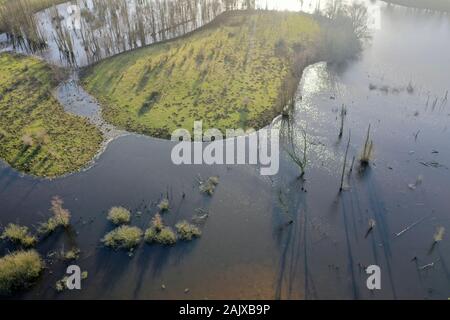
[381,0,450,13]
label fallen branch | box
[395,216,428,238]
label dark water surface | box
[1,0,450,299]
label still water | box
[1,0,450,299]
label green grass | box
[0,53,102,177]
[82,11,321,138]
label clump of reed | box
[433,226,445,244]
[175,221,201,241]
[102,225,143,250]
[359,124,373,167]
[429,226,445,254]
[0,250,44,294]
[157,198,170,212]
[38,196,71,236]
[107,206,131,225]
[1,223,37,248]
[199,176,219,195]
[60,247,80,261]
[144,213,177,245]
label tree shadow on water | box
[132,241,197,299]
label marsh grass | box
[199,176,219,195]
[1,223,37,248]
[429,226,445,254]
[175,221,201,241]
[107,207,131,225]
[157,199,170,212]
[102,225,143,250]
[144,213,177,245]
[0,250,44,294]
[433,226,445,243]
[38,196,71,236]
[61,247,80,261]
[360,124,373,167]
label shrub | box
[107,207,131,225]
[0,250,44,294]
[102,226,143,250]
[175,221,201,241]
[1,224,37,247]
[144,214,177,245]
[145,226,177,245]
[38,196,71,235]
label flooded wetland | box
[0,0,450,300]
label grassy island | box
[82,11,323,138]
[0,53,102,177]
[382,0,450,12]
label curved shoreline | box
[381,0,450,13]
[0,9,340,180]
[0,55,325,181]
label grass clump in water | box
[1,223,37,247]
[157,199,170,212]
[38,196,71,236]
[144,214,177,246]
[199,176,219,195]
[433,226,445,243]
[175,221,201,241]
[360,124,373,167]
[102,226,143,250]
[61,248,80,261]
[0,250,44,294]
[107,207,131,225]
